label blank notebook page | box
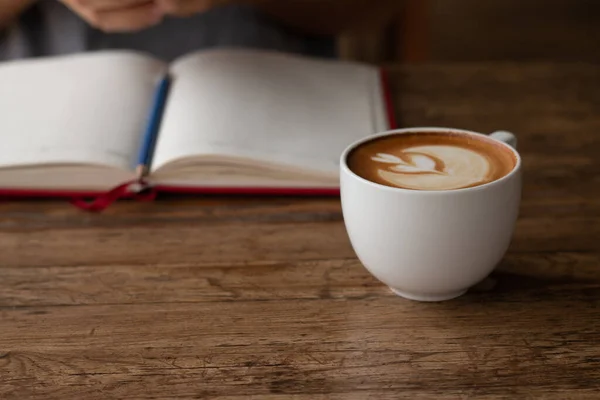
[0,52,166,170]
[152,49,387,174]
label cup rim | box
[340,126,522,195]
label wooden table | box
[1,63,599,399]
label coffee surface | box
[347,132,517,191]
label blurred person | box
[0,0,393,61]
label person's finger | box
[65,1,163,32]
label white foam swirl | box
[372,145,490,190]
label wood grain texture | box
[1,63,599,399]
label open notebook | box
[0,48,394,208]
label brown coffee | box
[347,131,517,191]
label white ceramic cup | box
[340,127,522,302]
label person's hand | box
[59,0,164,32]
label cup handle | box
[489,130,517,149]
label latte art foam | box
[348,132,516,191]
[374,145,491,190]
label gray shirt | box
[1,1,335,62]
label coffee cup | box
[340,127,521,301]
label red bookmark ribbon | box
[70,181,156,212]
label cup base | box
[389,287,467,302]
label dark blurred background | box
[338,0,600,64]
